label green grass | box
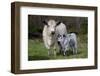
[28,34,88,61]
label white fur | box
[56,22,67,36]
[42,20,57,56]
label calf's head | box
[57,34,66,46]
[57,34,69,50]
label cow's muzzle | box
[51,31,55,35]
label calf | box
[57,33,77,56]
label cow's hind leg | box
[75,48,77,55]
[73,47,77,55]
[72,47,77,58]
[48,50,50,56]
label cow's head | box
[43,19,61,35]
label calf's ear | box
[56,21,61,26]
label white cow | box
[42,19,60,56]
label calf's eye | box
[63,35,66,37]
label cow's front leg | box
[47,46,52,56]
[63,48,66,56]
[53,50,56,58]
[63,52,66,56]
[48,49,51,56]
[53,45,56,57]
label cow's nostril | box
[51,32,55,35]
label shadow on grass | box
[57,50,74,56]
[57,50,81,56]
[28,55,50,61]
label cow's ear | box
[43,21,48,25]
[56,21,61,26]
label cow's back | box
[56,23,67,36]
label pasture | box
[28,34,87,61]
[28,15,88,61]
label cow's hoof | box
[63,53,66,56]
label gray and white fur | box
[57,33,77,56]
